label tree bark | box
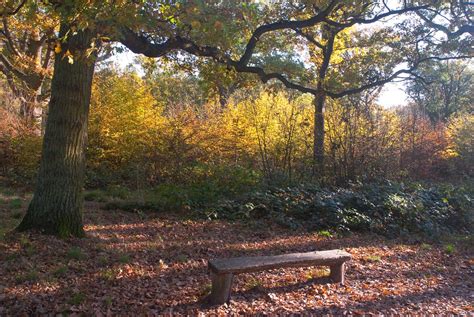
[313,93,326,178]
[17,25,96,237]
[311,25,334,179]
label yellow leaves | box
[54,42,62,54]
[445,113,474,159]
[442,148,459,159]
[223,91,312,161]
[89,71,166,165]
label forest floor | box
[0,190,473,315]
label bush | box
[0,134,42,185]
[105,185,131,200]
[200,181,473,237]
[103,165,261,212]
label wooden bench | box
[207,249,351,305]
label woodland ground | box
[0,189,473,315]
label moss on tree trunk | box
[17,25,96,237]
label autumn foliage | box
[2,66,471,188]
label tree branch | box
[293,28,324,50]
[0,52,33,84]
[326,55,473,98]
[118,3,472,102]
[416,11,474,39]
[0,62,19,96]
[0,0,27,16]
[119,27,221,61]
[237,0,338,67]
[323,4,429,28]
[1,17,20,57]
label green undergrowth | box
[0,187,28,240]
[95,180,473,238]
[94,179,260,213]
[203,181,473,238]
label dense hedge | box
[201,181,473,237]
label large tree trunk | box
[17,25,96,237]
[313,93,326,178]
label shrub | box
[118,254,131,264]
[100,268,118,281]
[199,181,473,237]
[106,185,131,200]
[317,230,333,238]
[7,135,42,185]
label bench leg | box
[330,263,345,284]
[209,272,234,305]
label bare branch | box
[0,62,19,96]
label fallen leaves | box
[0,204,472,315]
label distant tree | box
[447,113,474,176]
[407,61,473,123]
[0,1,55,123]
[137,56,207,113]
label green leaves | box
[203,181,473,237]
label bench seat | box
[207,249,351,305]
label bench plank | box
[209,249,351,274]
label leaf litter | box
[0,204,472,315]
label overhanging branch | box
[323,4,429,28]
[118,3,472,101]
[416,11,474,39]
[326,55,473,98]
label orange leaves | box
[1,202,472,315]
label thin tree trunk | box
[19,89,41,125]
[17,25,96,237]
[313,93,326,178]
[311,24,334,180]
